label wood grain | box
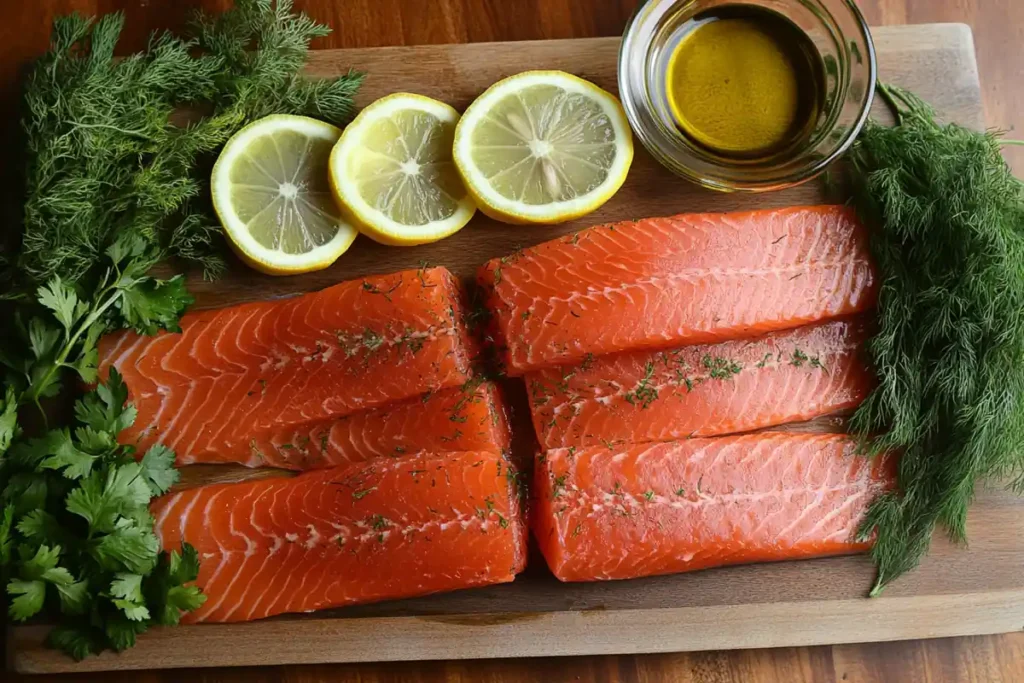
[10,634,1024,682]
[11,23,1024,676]
[3,1,1023,682]
[12,590,1024,672]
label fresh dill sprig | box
[12,0,363,291]
[847,83,1024,595]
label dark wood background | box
[4,1,1023,681]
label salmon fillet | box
[181,381,512,469]
[533,433,895,582]
[527,318,873,449]
[99,267,475,461]
[479,205,876,374]
[153,451,527,623]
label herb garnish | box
[11,1,364,290]
[702,355,742,379]
[352,487,377,500]
[847,83,1024,594]
[0,370,203,660]
[624,361,658,408]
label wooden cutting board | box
[11,23,1024,675]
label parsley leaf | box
[0,387,18,455]
[16,509,66,546]
[74,367,136,435]
[73,321,106,384]
[18,543,62,580]
[4,473,49,515]
[36,277,84,333]
[47,623,102,661]
[0,505,13,565]
[75,425,116,454]
[105,614,149,651]
[55,579,90,615]
[115,275,193,335]
[92,518,161,574]
[8,579,46,621]
[148,543,206,626]
[28,318,61,362]
[40,429,97,480]
[110,573,151,621]
[139,444,179,496]
[66,463,153,535]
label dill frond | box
[848,83,1024,594]
[14,0,363,290]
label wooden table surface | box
[3,1,1023,681]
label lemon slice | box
[212,114,358,275]
[328,94,476,246]
[453,71,633,224]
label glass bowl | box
[618,0,877,192]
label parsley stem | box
[27,280,122,411]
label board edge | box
[11,590,1024,674]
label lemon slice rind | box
[453,71,634,224]
[329,93,476,246]
[212,114,358,275]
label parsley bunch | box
[0,235,203,658]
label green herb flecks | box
[550,474,568,500]
[362,280,400,302]
[702,355,742,380]
[352,487,377,501]
[847,83,1024,595]
[624,361,658,409]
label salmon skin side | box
[479,205,877,375]
[98,267,476,463]
[526,317,874,450]
[533,433,895,582]
[153,451,527,623]
[183,381,512,469]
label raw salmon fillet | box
[533,433,895,582]
[99,267,475,461]
[153,451,527,623]
[479,205,876,374]
[183,381,512,469]
[527,318,873,449]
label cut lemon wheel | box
[329,94,476,246]
[212,114,358,275]
[453,71,633,224]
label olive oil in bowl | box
[665,5,825,160]
[617,0,877,191]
